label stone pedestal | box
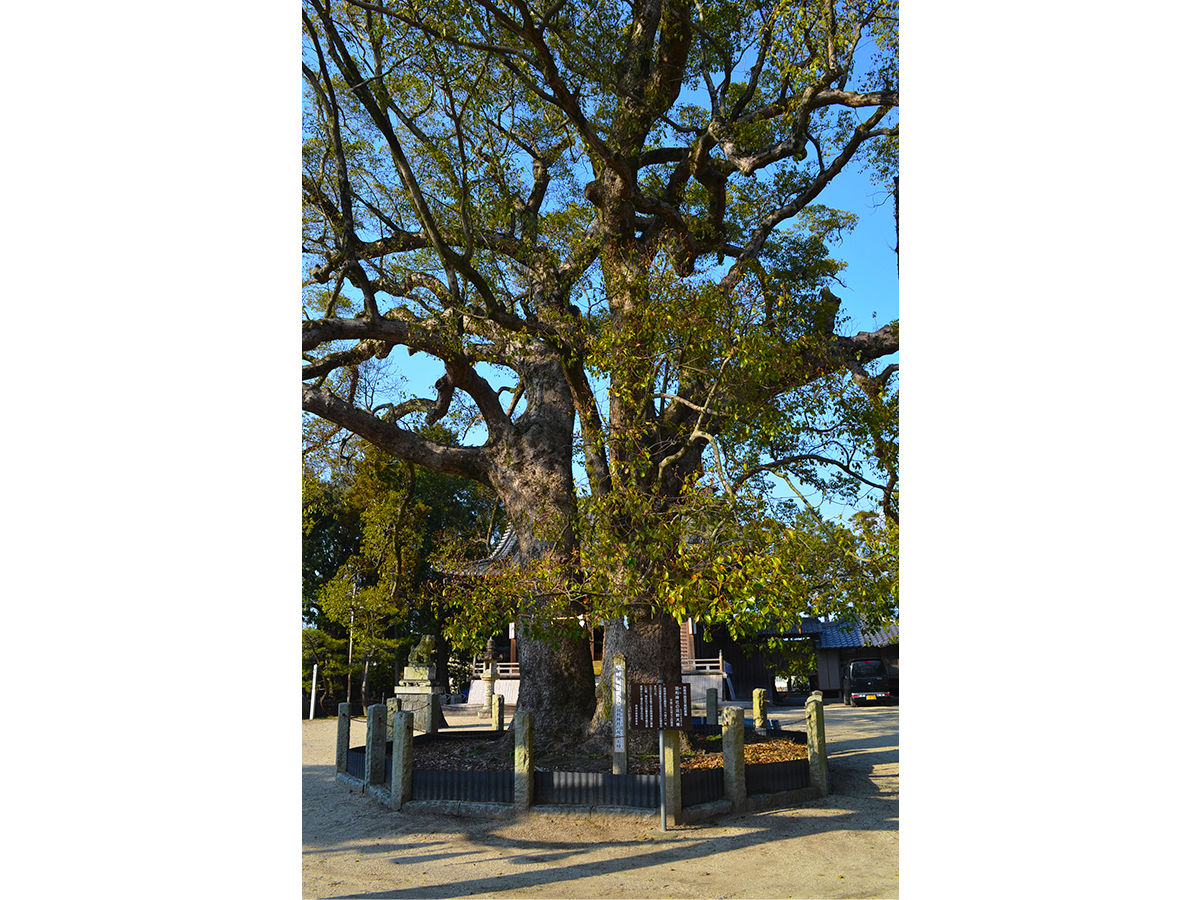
[394,666,447,733]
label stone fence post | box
[336,702,351,775]
[706,687,718,726]
[752,688,767,730]
[805,691,829,796]
[660,729,682,831]
[428,693,441,735]
[513,711,532,812]
[721,706,746,813]
[390,710,413,810]
[492,695,505,730]
[365,703,387,786]
[385,697,399,743]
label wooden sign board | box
[631,683,692,731]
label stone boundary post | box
[491,695,505,730]
[513,711,532,811]
[428,693,441,735]
[336,702,351,775]
[660,730,682,831]
[385,697,399,743]
[721,706,746,813]
[706,687,718,726]
[752,688,767,729]
[806,691,829,796]
[365,703,387,785]
[390,710,413,810]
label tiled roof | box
[773,618,897,648]
[436,524,518,576]
[861,623,899,647]
[815,620,864,648]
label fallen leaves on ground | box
[681,738,808,769]
[409,730,807,772]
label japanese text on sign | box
[613,660,627,753]
[630,683,692,730]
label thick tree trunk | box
[583,225,693,739]
[590,607,682,740]
[487,356,598,744]
[515,621,597,745]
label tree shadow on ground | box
[314,807,895,899]
[303,706,898,899]
[307,787,896,899]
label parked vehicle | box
[840,658,898,706]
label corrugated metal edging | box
[411,769,515,803]
[346,747,365,781]
[745,758,810,794]
[681,768,724,807]
[533,771,660,808]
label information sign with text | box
[630,683,692,731]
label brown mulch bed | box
[680,732,809,770]
[409,728,807,774]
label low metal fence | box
[338,696,826,823]
[745,758,810,794]
[411,768,514,803]
[680,768,725,807]
[533,771,660,808]
[689,717,722,737]
[346,746,365,781]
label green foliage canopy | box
[301,0,900,728]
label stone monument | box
[478,637,499,719]
[394,635,447,732]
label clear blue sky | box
[384,155,897,524]
[379,42,900,523]
[304,27,899,521]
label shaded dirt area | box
[303,701,898,899]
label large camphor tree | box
[302,0,899,743]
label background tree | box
[302,0,899,741]
[303,417,498,713]
[301,626,350,715]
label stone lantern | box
[479,637,499,718]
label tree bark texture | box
[591,610,682,740]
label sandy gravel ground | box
[302,701,898,899]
